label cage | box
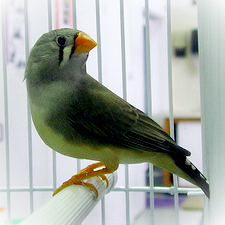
[0,0,225,224]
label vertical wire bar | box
[119,1,130,224]
[71,0,79,172]
[48,0,53,31]
[71,0,81,173]
[101,197,106,225]
[144,0,155,224]
[95,0,103,83]
[166,0,179,224]
[76,159,81,172]
[197,2,211,224]
[166,0,175,142]
[120,0,127,101]
[48,0,57,190]
[1,2,11,223]
[72,0,77,29]
[72,0,81,173]
[24,0,34,214]
[95,1,105,224]
[145,0,152,113]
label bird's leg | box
[76,162,110,187]
[53,162,112,197]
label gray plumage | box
[25,28,209,198]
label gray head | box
[25,28,97,85]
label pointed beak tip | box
[74,32,97,54]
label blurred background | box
[0,0,207,224]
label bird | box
[25,28,209,198]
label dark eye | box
[56,36,67,47]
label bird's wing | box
[61,76,190,156]
[122,109,191,156]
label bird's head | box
[25,28,97,84]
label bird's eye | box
[56,36,67,47]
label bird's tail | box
[170,153,210,198]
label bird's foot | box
[53,162,110,197]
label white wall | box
[171,3,200,117]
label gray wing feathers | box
[48,75,191,156]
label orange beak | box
[74,32,97,53]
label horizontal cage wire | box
[0,0,209,225]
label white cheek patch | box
[60,47,72,67]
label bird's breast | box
[29,101,99,160]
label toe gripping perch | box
[19,163,117,225]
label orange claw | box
[53,162,111,197]
[99,175,109,188]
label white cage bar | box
[198,0,225,224]
[0,0,216,225]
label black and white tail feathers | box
[170,153,210,198]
